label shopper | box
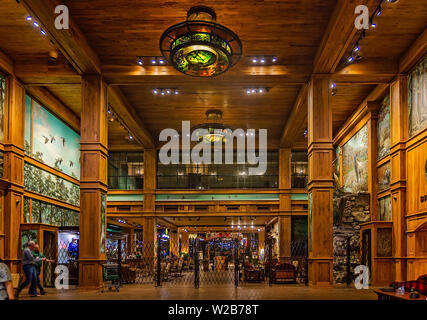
[33,244,54,295]
[0,258,14,300]
[16,241,45,298]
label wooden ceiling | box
[0,0,426,149]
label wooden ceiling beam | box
[313,0,379,74]
[108,86,155,149]
[0,49,14,75]
[21,0,101,74]
[102,65,311,85]
[331,58,399,84]
[399,27,427,73]
[280,84,308,148]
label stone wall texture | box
[333,190,370,284]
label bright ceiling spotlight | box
[153,89,158,94]
[370,19,376,28]
[252,58,258,63]
[40,29,46,36]
[33,21,39,28]
[160,6,242,77]
[246,89,251,94]
[151,59,157,64]
[258,88,264,93]
[348,56,354,63]
[26,16,32,21]
[272,57,277,63]
[354,45,360,52]
[260,58,265,63]
[137,58,143,65]
[174,89,179,95]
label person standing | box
[16,241,45,298]
[33,244,54,295]
[0,258,14,300]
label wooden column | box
[180,229,189,254]
[307,76,334,287]
[142,217,155,253]
[143,148,157,256]
[79,75,108,289]
[3,77,25,273]
[390,76,407,281]
[367,105,379,220]
[278,217,291,261]
[170,229,179,257]
[279,148,292,261]
[143,148,156,213]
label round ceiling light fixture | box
[191,110,232,144]
[159,6,242,77]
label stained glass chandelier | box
[192,110,232,144]
[159,6,242,77]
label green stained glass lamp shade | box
[160,6,242,77]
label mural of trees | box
[24,162,80,206]
[24,197,79,227]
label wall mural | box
[24,197,79,227]
[377,161,391,192]
[408,56,427,137]
[342,124,369,193]
[100,193,106,254]
[334,146,341,186]
[377,95,390,159]
[378,195,391,221]
[25,95,81,179]
[24,163,80,206]
[377,228,392,257]
[0,74,5,143]
[21,230,38,250]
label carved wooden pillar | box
[3,77,25,273]
[79,75,108,289]
[279,148,292,261]
[307,76,334,287]
[390,76,407,281]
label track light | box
[151,59,156,64]
[348,56,354,63]
[137,57,143,66]
[33,21,39,28]
[252,58,258,63]
[376,6,382,16]
[370,18,376,28]
[153,88,178,95]
[272,57,277,63]
[40,29,46,36]
[26,16,32,21]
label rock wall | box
[333,190,370,284]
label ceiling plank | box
[25,86,80,132]
[21,0,101,74]
[280,84,308,148]
[108,86,155,149]
[399,27,427,73]
[313,0,378,73]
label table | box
[373,289,427,300]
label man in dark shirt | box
[16,241,44,298]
